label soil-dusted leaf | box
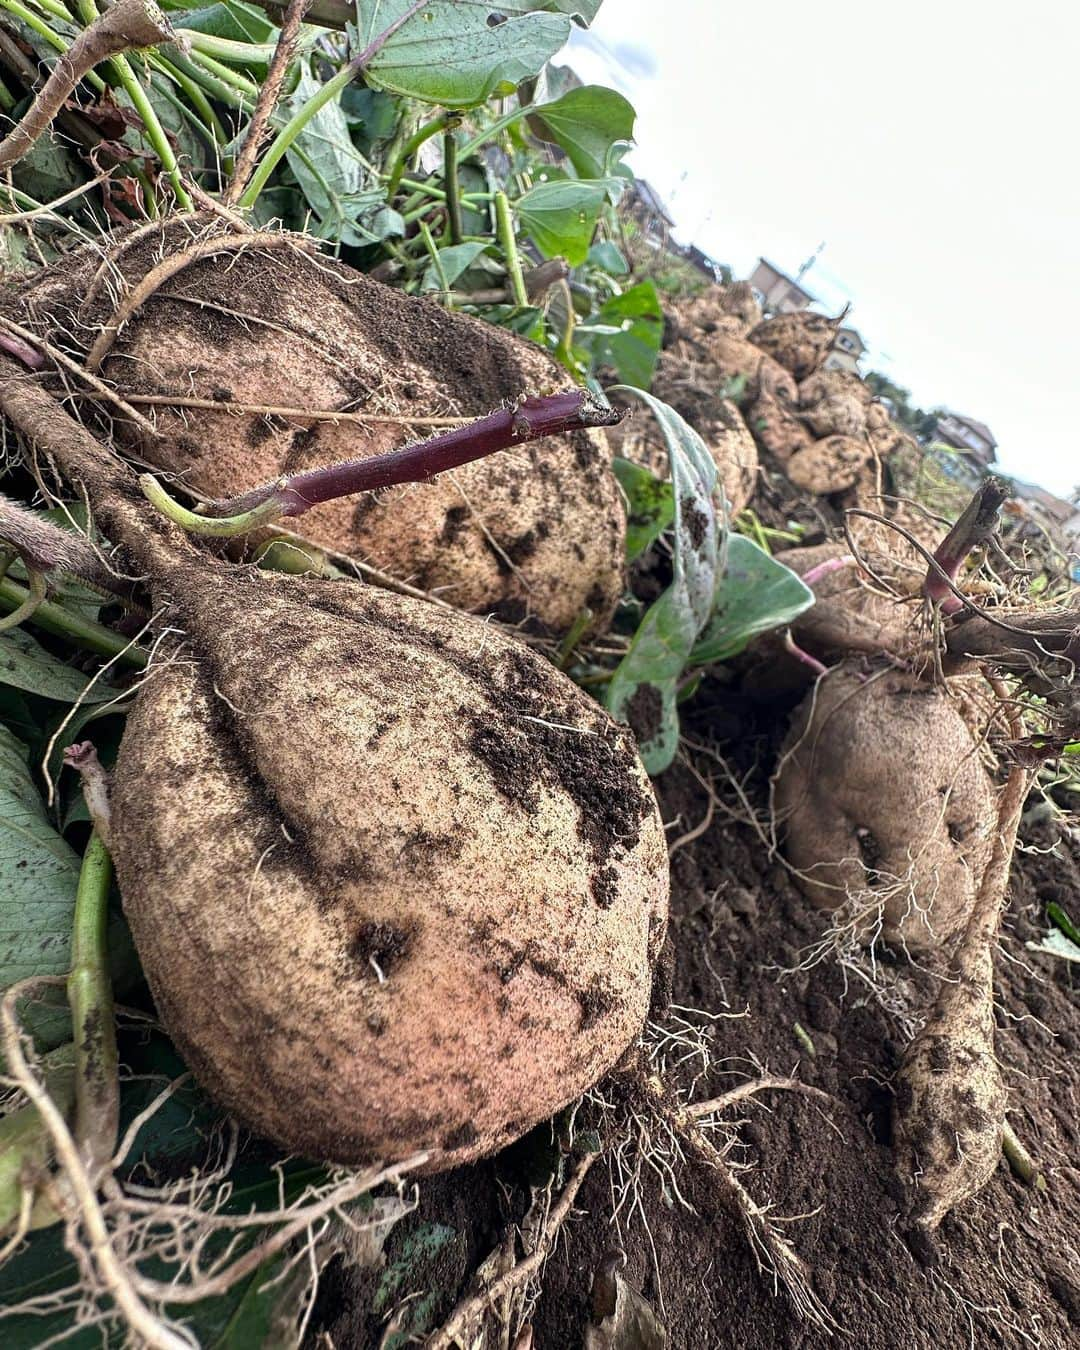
[612,457,674,562]
[606,390,720,774]
[516,178,619,266]
[690,535,814,666]
[355,2,577,107]
[529,84,635,177]
[584,280,663,388]
[375,1221,457,1346]
[0,628,122,704]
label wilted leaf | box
[690,535,814,666]
[529,85,635,177]
[286,59,364,224]
[585,1259,667,1348]
[612,458,673,562]
[516,178,618,266]
[356,2,579,107]
[606,390,721,774]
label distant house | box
[824,325,867,374]
[933,412,998,470]
[626,179,674,244]
[1009,481,1075,530]
[749,258,815,314]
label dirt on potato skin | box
[318,682,1080,1349]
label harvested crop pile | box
[798,368,871,438]
[8,219,625,633]
[748,310,840,380]
[609,351,759,513]
[665,297,798,404]
[772,665,996,950]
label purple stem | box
[783,629,828,678]
[350,0,429,72]
[205,390,621,520]
[801,553,856,588]
[924,476,1011,614]
[0,332,45,370]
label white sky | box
[567,0,1079,497]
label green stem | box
[419,217,448,295]
[140,471,285,537]
[0,564,45,632]
[160,46,254,111]
[176,29,276,66]
[150,53,227,150]
[494,189,527,309]
[187,45,260,98]
[459,105,527,160]
[238,58,350,207]
[384,110,457,198]
[0,0,107,94]
[67,831,118,1176]
[109,53,192,206]
[0,574,148,667]
[443,127,462,244]
[24,0,74,21]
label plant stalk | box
[494,190,528,308]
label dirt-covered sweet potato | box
[110,557,669,1171]
[774,543,914,659]
[747,311,840,381]
[797,369,870,439]
[785,435,870,493]
[10,222,624,633]
[665,300,798,405]
[746,385,813,462]
[772,666,996,950]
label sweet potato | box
[10,221,624,633]
[785,436,870,493]
[748,312,840,381]
[772,666,996,951]
[109,556,669,1170]
[774,543,913,660]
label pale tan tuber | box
[773,666,996,951]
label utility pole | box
[796,241,826,282]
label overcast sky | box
[568,0,1078,497]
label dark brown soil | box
[316,686,1080,1348]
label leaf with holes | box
[605,390,721,774]
[354,2,590,107]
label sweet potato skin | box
[772,666,996,951]
[110,565,669,1170]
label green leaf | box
[174,1,276,42]
[515,178,617,266]
[584,280,663,387]
[612,457,674,562]
[588,240,629,275]
[528,85,635,178]
[0,628,123,704]
[286,58,365,224]
[1048,901,1080,947]
[605,391,721,774]
[421,240,488,292]
[356,2,577,107]
[690,535,814,666]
